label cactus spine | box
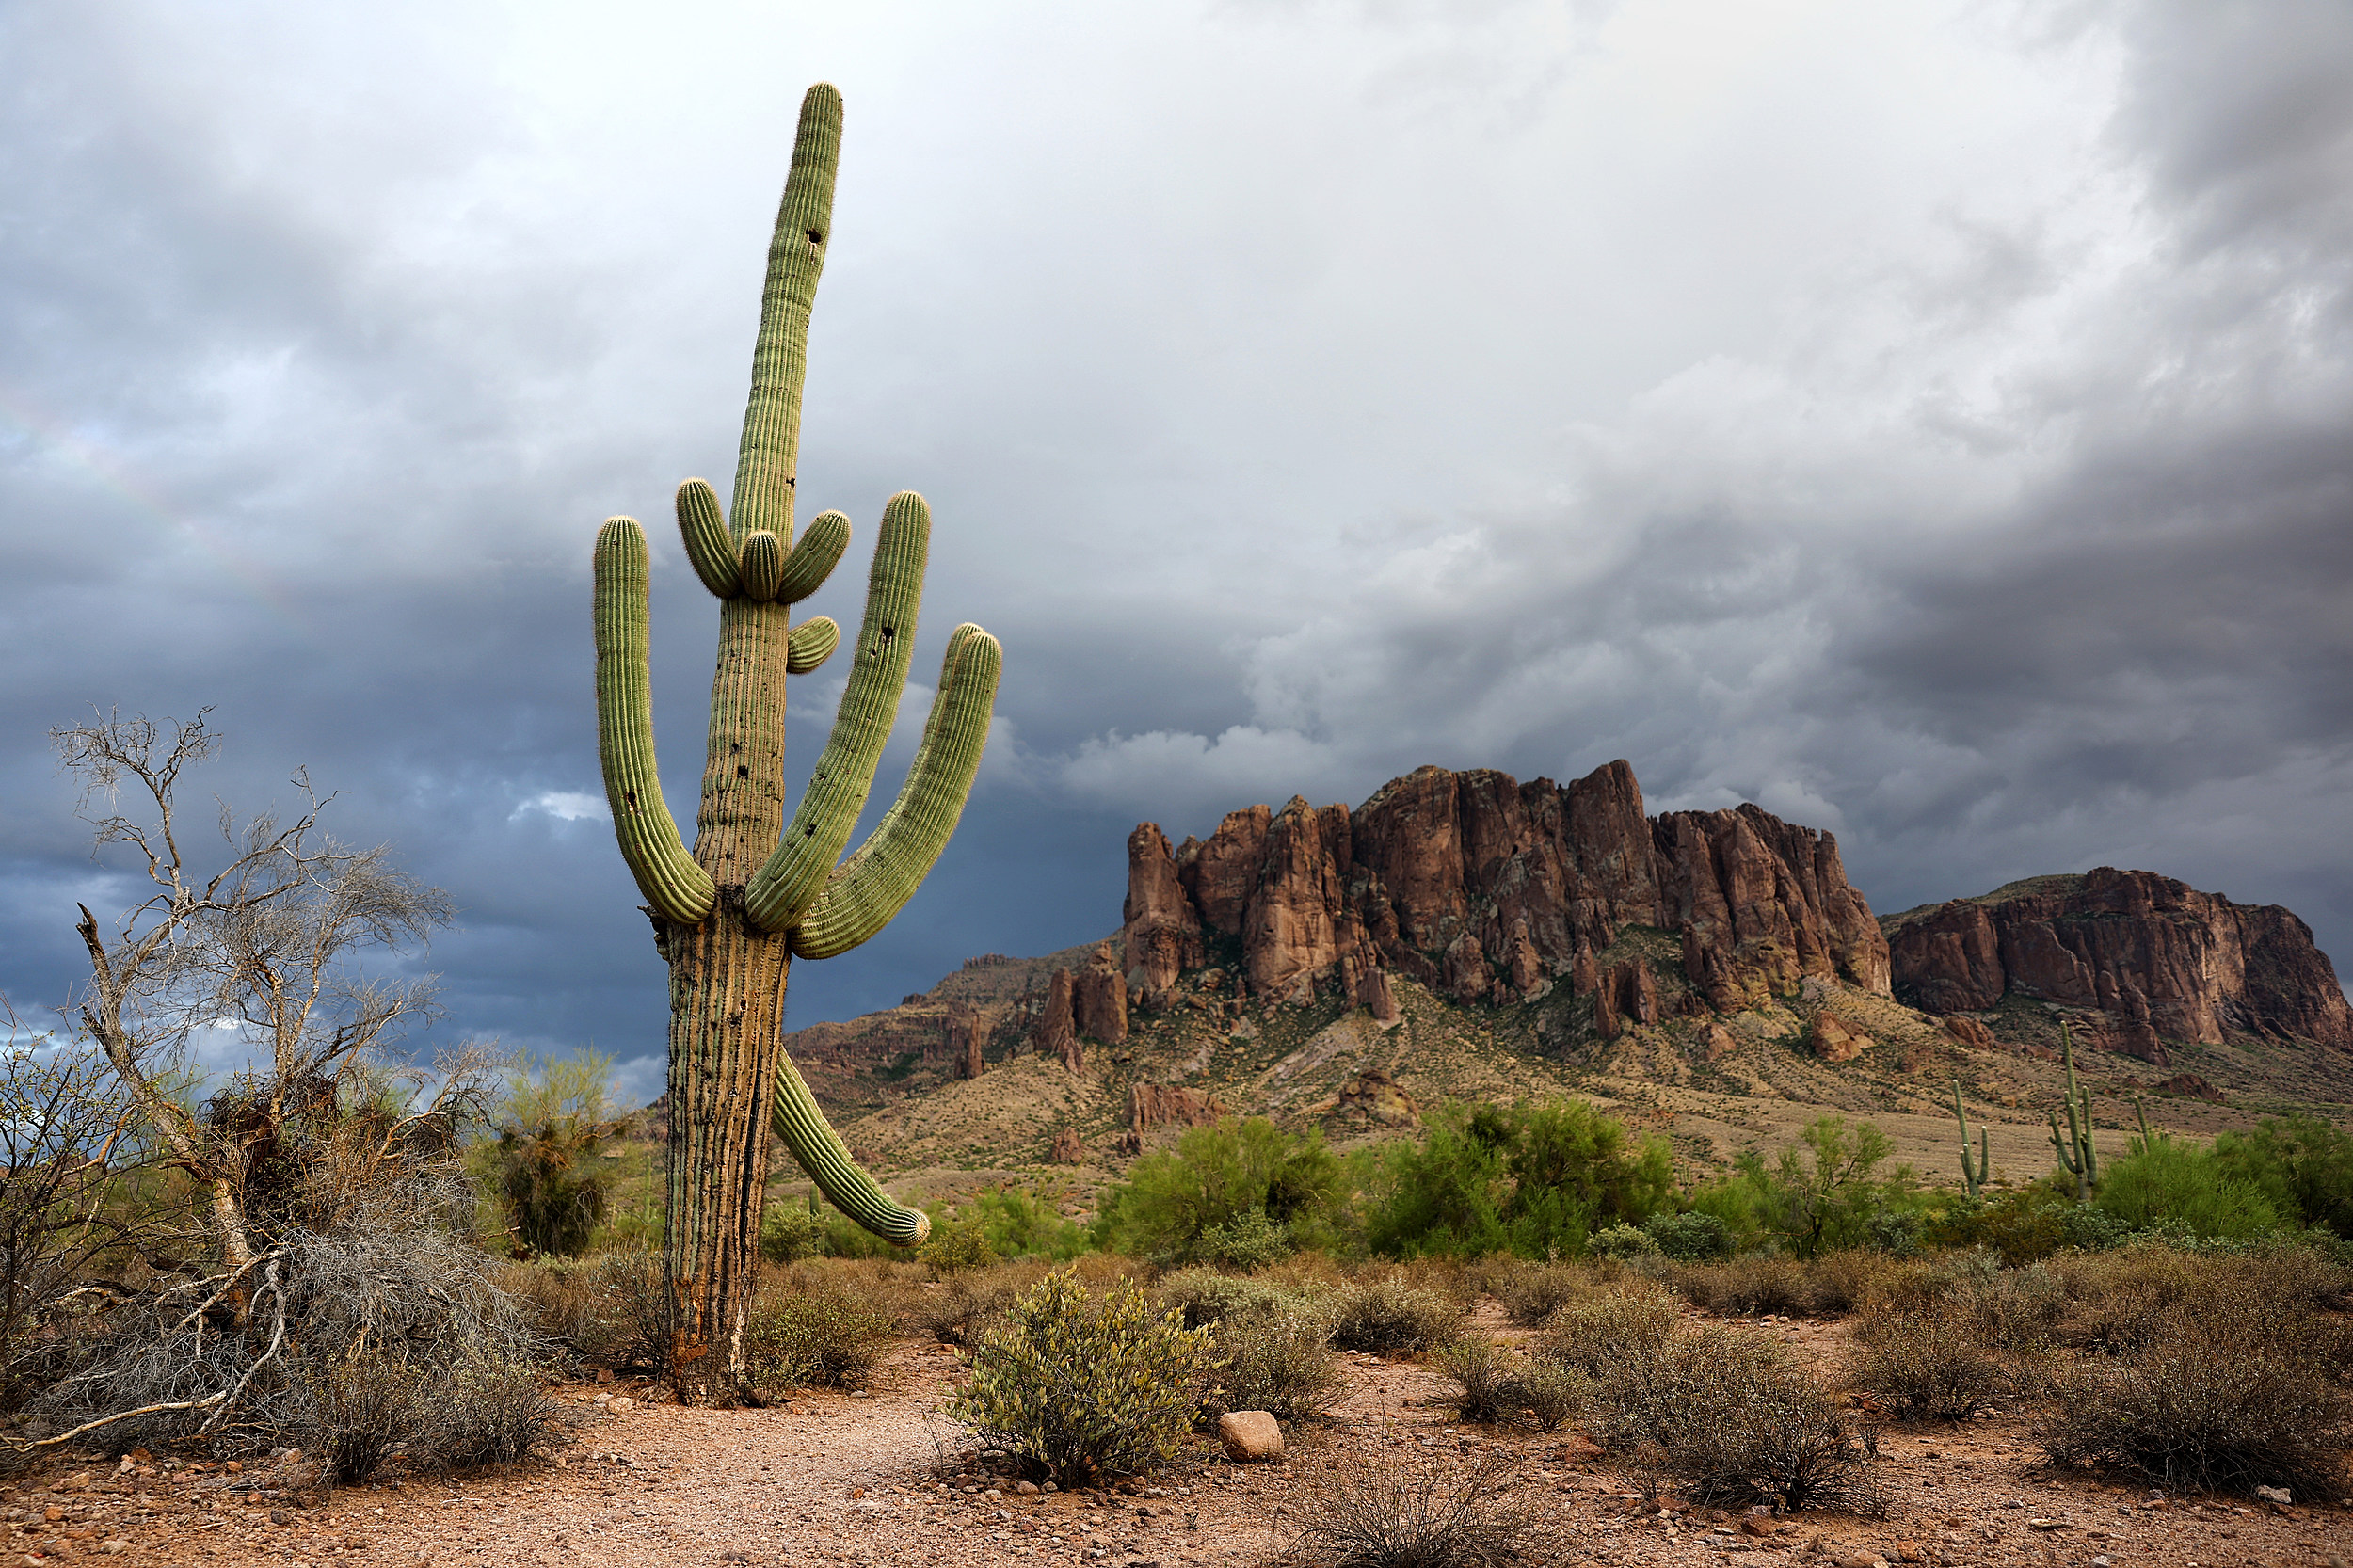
[2046,1018,2099,1201]
[1951,1077,1988,1201]
[589,83,1000,1397]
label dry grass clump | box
[1667,1255,1809,1318]
[745,1281,895,1391]
[1159,1266,1336,1330]
[909,1258,1059,1346]
[1284,1448,1538,1568]
[2035,1310,2353,1497]
[500,1253,672,1372]
[298,1354,565,1484]
[1588,1321,1878,1513]
[1328,1274,1466,1355]
[1433,1336,1590,1433]
[1805,1250,1903,1315]
[1541,1284,1683,1378]
[1494,1264,1588,1328]
[1849,1304,2004,1423]
[1209,1310,1347,1424]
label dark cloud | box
[5,1,2347,1109]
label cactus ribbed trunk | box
[590,82,1000,1406]
[663,587,794,1400]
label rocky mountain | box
[1884,869,2353,1064]
[1123,760,1889,1021]
[774,760,2353,1210]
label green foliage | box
[947,1267,1217,1486]
[1643,1209,1733,1261]
[1542,1285,1683,1378]
[2212,1115,2353,1239]
[2095,1137,2286,1242]
[949,1185,1091,1262]
[1096,1118,1346,1265]
[1684,1116,1918,1259]
[1365,1100,1673,1260]
[484,1049,617,1258]
[920,1219,1002,1273]
[1209,1309,1346,1423]
[745,1285,894,1390]
[1590,1222,1660,1261]
[760,1196,827,1264]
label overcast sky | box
[4,1,2348,1106]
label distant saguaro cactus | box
[592,82,1000,1397]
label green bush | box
[1683,1116,1918,1260]
[1590,1223,1659,1260]
[1365,1100,1672,1260]
[920,1219,1002,1273]
[1643,1209,1732,1261]
[760,1198,827,1264]
[1495,1264,1587,1328]
[948,1267,1216,1486]
[2095,1137,2286,1242]
[1326,1274,1465,1354]
[1157,1267,1333,1331]
[1096,1118,1347,1265]
[483,1049,619,1257]
[746,1286,894,1390]
[2213,1115,2353,1239]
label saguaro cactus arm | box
[772,1055,930,1244]
[593,518,716,924]
[675,479,742,598]
[732,85,841,545]
[792,624,1002,960]
[1951,1077,1986,1201]
[786,616,840,674]
[742,490,931,932]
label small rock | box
[270,1509,291,1526]
[1014,1480,1040,1496]
[608,1395,636,1412]
[1895,1542,1921,1562]
[99,1541,130,1557]
[1216,1411,1283,1464]
[1041,1481,1059,1493]
[54,1471,92,1493]
[2254,1484,2291,1505]
[224,1461,243,1474]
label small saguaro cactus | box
[1951,1077,1988,1202]
[2046,1019,2099,1201]
[591,82,1001,1397]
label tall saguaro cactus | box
[591,83,1001,1398]
[2046,1020,2099,1202]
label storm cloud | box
[4,1,2347,1104]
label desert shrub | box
[1157,1267,1332,1331]
[1590,1325,1875,1512]
[920,1219,1002,1273]
[2213,1114,2353,1239]
[1288,1449,1535,1568]
[503,1252,674,1373]
[1804,1249,1899,1315]
[920,1185,1091,1264]
[1670,1254,1808,1317]
[1541,1285,1682,1378]
[909,1259,1054,1346]
[483,1049,618,1258]
[1643,1209,1732,1261]
[1959,1258,2066,1353]
[2036,1313,2353,1496]
[760,1198,827,1264]
[1366,1099,1673,1260]
[1513,1357,1589,1433]
[1194,1208,1295,1270]
[1209,1310,1345,1423]
[1927,1187,2072,1266]
[1096,1118,1348,1265]
[300,1357,417,1484]
[419,1358,565,1470]
[745,1283,894,1390]
[1433,1335,1524,1424]
[1849,1304,2003,1423]
[2095,1138,2286,1243]
[1589,1223,1659,1261]
[1495,1263,1587,1327]
[1327,1274,1465,1354]
[948,1267,1216,1486]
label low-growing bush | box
[908,1260,1053,1347]
[1669,1254,1808,1317]
[1589,1223,1659,1261]
[1590,1325,1877,1513]
[948,1267,1216,1487]
[1209,1310,1345,1424]
[1288,1449,1537,1568]
[1433,1335,1524,1424]
[1513,1357,1589,1433]
[422,1359,567,1470]
[300,1357,417,1484]
[297,1353,562,1481]
[2036,1316,2353,1497]
[1327,1274,1465,1355]
[1805,1249,1899,1316]
[746,1285,895,1390]
[1849,1304,2003,1423]
[1495,1264,1587,1328]
[1158,1267,1332,1331]
[1096,1118,1348,1264]
[1542,1285,1682,1378]
[760,1199,828,1264]
[1643,1209,1732,1261]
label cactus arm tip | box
[777,510,851,604]
[675,479,742,598]
[790,624,1001,960]
[772,1053,928,1245]
[786,616,840,674]
[592,516,716,924]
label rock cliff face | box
[1120,760,1892,1015]
[1886,869,2353,1059]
